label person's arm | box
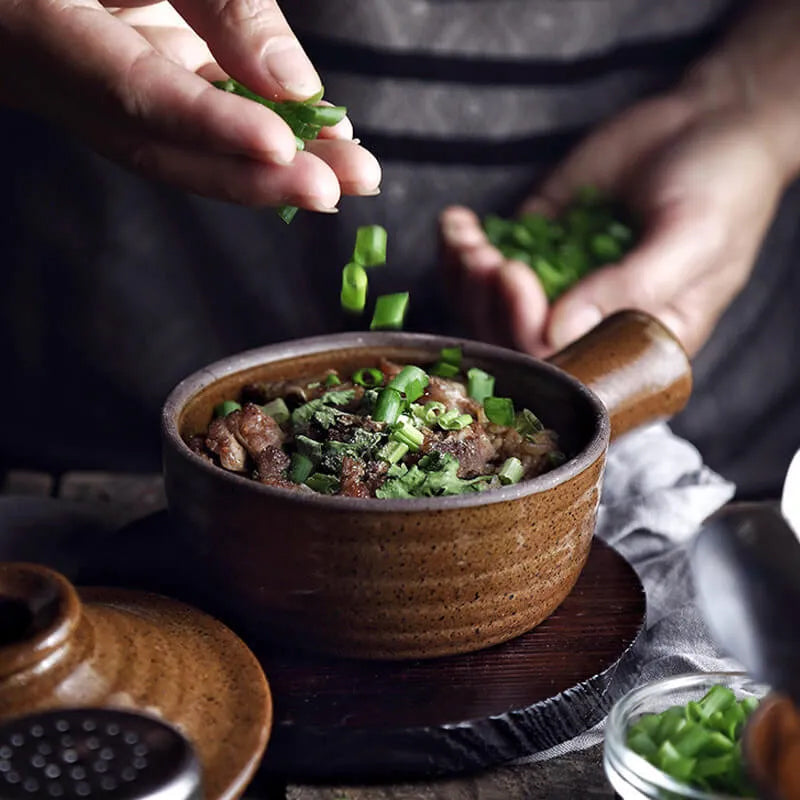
[441,0,800,356]
[0,0,381,209]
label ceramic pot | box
[162,310,691,660]
[0,562,272,800]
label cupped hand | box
[0,0,380,209]
[441,92,787,357]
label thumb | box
[546,205,711,350]
[171,0,321,100]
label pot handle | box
[546,310,692,441]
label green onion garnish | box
[370,292,409,330]
[214,400,241,417]
[373,387,403,424]
[516,408,544,437]
[352,367,383,388]
[341,263,368,314]
[377,440,409,464]
[391,419,425,451]
[439,346,462,367]
[289,452,314,484]
[430,361,460,378]
[304,473,340,494]
[422,401,446,425]
[484,396,515,426]
[387,365,429,404]
[324,373,341,387]
[466,367,495,403]
[498,457,524,485]
[261,397,290,424]
[438,410,473,430]
[353,225,388,267]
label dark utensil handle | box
[547,310,692,441]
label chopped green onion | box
[387,365,429,404]
[422,401,446,425]
[341,262,368,314]
[304,473,340,494]
[353,225,388,267]
[289,453,314,484]
[277,205,299,224]
[484,396,515,426]
[699,686,736,717]
[439,346,462,367]
[352,367,383,388]
[324,373,342,387]
[294,103,347,128]
[655,741,696,782]
[430,361,460,378]
[261,397,290,424]
[498,457,524,485]
[466,367,495,403]
[373,387,403,424]
[516,408,545,437]
[377,440,409,464]
[370,292,409,330]
[438,410,473,430]
[295,435,323,463]
[391,420,425,451]
[214,400,241,417]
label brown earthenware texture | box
[0,563,272,800]
[746,693,800,800]
[549,310,692,440]
[166,339,609,660]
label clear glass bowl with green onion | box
[604,672,769,800]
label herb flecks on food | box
[290,389,356,429]
[376,452,491,498]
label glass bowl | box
[604,671,769,800]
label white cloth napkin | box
[519,422,738,762]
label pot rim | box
[161,331,610,511]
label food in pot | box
[186,349,565,498]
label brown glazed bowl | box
[162,310,691,660]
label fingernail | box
[263,36,321,98]
[442,220,484,248]
[549,305,603,350]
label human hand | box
[0,0,380,209]
[440,92,787,357]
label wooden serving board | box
[89,512,646,782]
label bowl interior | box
[177,341,601,465]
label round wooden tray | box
[91,511,646,781]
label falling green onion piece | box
[370,292,409,331]
[324,373,342,387]
[341,262,368,314]
[214,400,241,417]
[353,225,388,267]
[391,419,425,451]
[438,410,473,431]
[484,396,515,426]
[277,205,299,224]
[467,367,495,403]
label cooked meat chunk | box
[424,376,481,416]
[425,424,495,478]
[340,456,370,498]
[490,425,560,478]
[256,445,291,481]
[206,416,247,471]
[233,403,285,458]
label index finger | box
[170,0,321,101]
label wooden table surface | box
[1,469,616,800]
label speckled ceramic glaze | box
[0,562,272,800]
[162,310,691,660]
